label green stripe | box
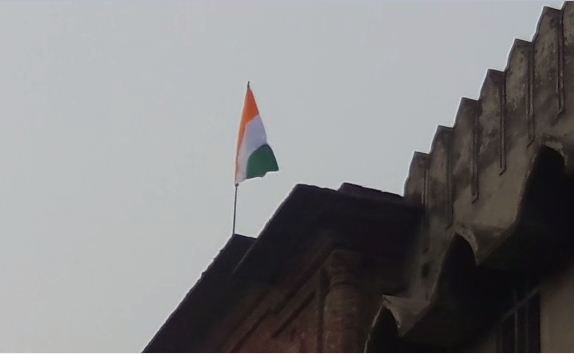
[245,144,279,180]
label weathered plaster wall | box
[540,258,574,352]
[392,3,574,345]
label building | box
[145,3,574,352]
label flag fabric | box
[235,83,279,185]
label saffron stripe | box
[235,86,260,156]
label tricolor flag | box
[234,83,279,185]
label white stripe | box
[236,115,268,184]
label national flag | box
[235,83,279,185]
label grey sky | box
[0,1,563,352]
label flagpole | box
[232,183,239,235]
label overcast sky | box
[0,1,564,352]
